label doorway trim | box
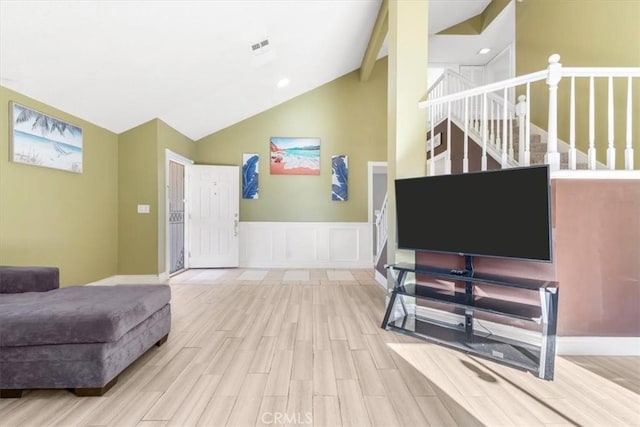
[367,161,387,223]
[367,161,387,264]
[164,149,194,278]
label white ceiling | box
[0,0,510,141]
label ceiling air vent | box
[251,38,271,55]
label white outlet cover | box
[137,204,150,214]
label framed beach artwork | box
[9,102,83,173]
[331,155,348,201]
[242,153,259,199]
[270,137,320,175]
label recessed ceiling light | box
[277,78,290,88]
[478,48,492,55]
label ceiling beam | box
[360,0,389,82]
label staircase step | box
[530,151,569,164]
[513,139,547,153]
[513,141,547,154]
[513,142,546,153]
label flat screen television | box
[394,165,552,262]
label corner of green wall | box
[0,86,119,286]
[117,120,159,274]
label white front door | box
[187,165,239,268]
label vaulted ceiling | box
[0,0,510,141]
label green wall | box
[0,86,119,286]
[118,119,194,275]
[195,57,388,222]
[516,0,640,168]
[118,120,159,274]
[1,58,383,280]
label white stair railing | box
[422,55,640,173]
[374,194,388,264]
[427,69,478,124]
[426,69,521,173]
[561,67,638,171]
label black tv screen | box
[394,165,552,262]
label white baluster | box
[545,54,562,172]
[502,88,508,168]
[464,97,469,173]
[471,95,476,132]
[626,76,634,170]
[457,80,463,119]
[430,108,436,176]
[588,76,597,170]
[440,85,444,119]
[516,95,526,165]
[489,100,495,147]
[497,102,503,152]
[474,95,482,133]
[569,76,577,170]
[495,103,502,153]
[439,82,444,120]
[525,83,531,166]
[482,93,488,171]
[446,102,452,174]
[509,109,514,162]
[444,72,449,97]
[433,87,437,118]
[607,76,616,169]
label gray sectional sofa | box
[0,266,171,398]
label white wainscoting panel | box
[240,222,372,268]
[285,226,318,261]
[329,227,359,261]
[246,227,274,262]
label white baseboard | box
[85,275,166,286]
[556,337,640,356]
[375,270,388,290]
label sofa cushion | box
[0,284,171,347]
[0,266,59,294]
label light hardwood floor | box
[1,268,638,427]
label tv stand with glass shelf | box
[380,257,559,380]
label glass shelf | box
[389,262,559,292]
[396,282,542,323]
[387,314,542,373]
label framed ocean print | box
[242,153,259,199]
[9,102,83,173]
[331,155,348,201]
[270,137,320,175]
